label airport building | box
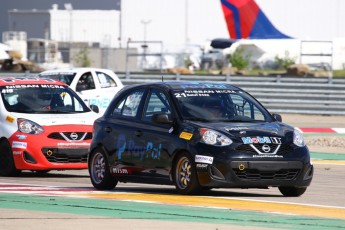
[4,4,139,72]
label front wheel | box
[89,148,117,190]
[173,152,200,195]
[278,186,307,197]
[0,140,21,176]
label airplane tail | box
[220,0,291,39]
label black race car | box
[88,81,313,196]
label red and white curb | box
[298,128,345,134]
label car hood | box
[10,112,98,126]
[188,121,294,138]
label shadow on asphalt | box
[113,186,282,197]
[13,170,89,178]
[6,171,282,197]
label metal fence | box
[117,73,345,116]
[2,72,345,115]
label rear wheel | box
[0,140,21,176]
[89,148,117,190]
[173,152,200,195]
[278,186,307,197]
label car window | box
[174,89,268,122]
[96,71,117,88]
[112,90,144,117]
[39,73,76,85]
[1,85,90,113]
[76,72,95,91]
[143,89,171,122]
[230,94,265,120]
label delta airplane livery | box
[216,0,345,70]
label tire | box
[278,186,307,197]
[173,152,200,195]
[89,148,117,190]
[0,140,21,176]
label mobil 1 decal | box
[241,136,282,144]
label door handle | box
[104,127,112,133]
[134,130,142,137]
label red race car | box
[0,76,99,176]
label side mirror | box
[272,113,282,122]
[152,113,172,124]
[90,104,99,113]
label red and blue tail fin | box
[220,0,291,39]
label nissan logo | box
[70,132,78,140]
[262,144,271,153]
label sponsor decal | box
[196,163,208,170]
[12,151,22,155]
[6,115,15,123]
[57,142,90,147]
[3,84,62,89]
[241,136,282,144]
[253,155,283,158]
[174,89,236,98]
[90,97,111,109]
[112,167,128,174]
[225,127,248,131]
[16,134,27,140]
[179,131,193,140]
[0,77,56,83]
[195,155,213,164]
[12,141,27,149]
[179,83,228,90]
[116,134,161,160]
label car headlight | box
[17,118,44,134]
[293,128,305,147]
[199,128,232,146]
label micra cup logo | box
[242,136,282,144]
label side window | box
[76,73,95,91]
[143,89,171,122]
[230,94,265,120]
[96,71,117,88]
[112,90,144,118]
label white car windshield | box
[38,73,76,85]
[1,85,91,113]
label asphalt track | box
[0,114,345,230]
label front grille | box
[41,148,88,163]
[47,132,92,141]
[233,169,300,181]
[236,144,293,155]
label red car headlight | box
[17,118,44,134]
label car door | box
[133,87,176,179]
[89,70,121,114]
[101,88,147,176]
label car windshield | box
[1,85,91,113]
[173,88,271,122]
[38,73,76,85]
